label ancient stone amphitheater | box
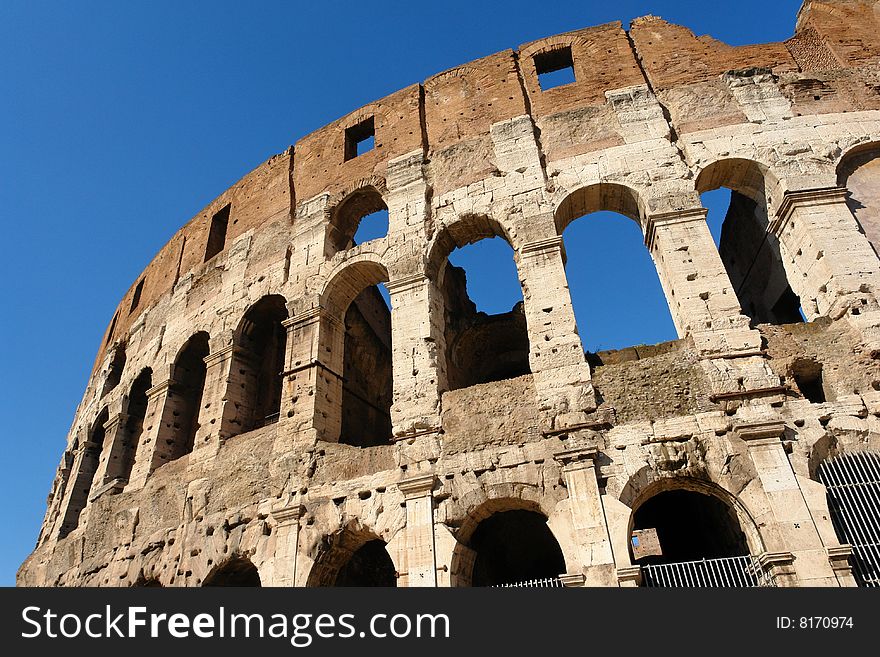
[18,0,880,588]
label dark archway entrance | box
[202,557,262,587]
[333,539,397,586]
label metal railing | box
[818,451,880,587]
[641,555,774,588]
[493,577,564,588]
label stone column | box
[386,275,445,438]
[126,379,174,490]
[189,345,237,464]
[89,411,129,499]
[280,308,344,442]
[517,236,596,426]
[736,420,840,586]
[646,208,781,404]
[397,474,438,587]
[270,504,303,587]
[773,188,880,321]
[553,447,616,586]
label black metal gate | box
[818,451,880,587]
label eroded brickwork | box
[18,0,880,588]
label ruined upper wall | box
[95,0,880,369]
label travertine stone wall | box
[19,0,880,588]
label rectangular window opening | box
[204,204,231,262]
[130,279,145,314]
[344,117,375,161]
[535,47,576,91]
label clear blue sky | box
[0,0,803,585]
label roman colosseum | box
[18,0,880,588]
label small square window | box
[204,204,230,262]
[534,47,576,91]
[344,117,375,161]
[130,278,145,314]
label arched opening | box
[233,296,288,435]
[58,408,109,538]
[556,184,676,352]
[697,159,804,325]
[133,575,163,587]
[101,342,126,397]
[838,143,880,258]
[115,367,151,482]
[629,487,765,587]
[817,451,880,587]
[469,510,565,586]
[323,261,393,447]
[327,186,388,255]
[429,216,530,391]
[307,527,397,587]
[202,557,262,587]
[166,332,209,461]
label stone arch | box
[447,483,570,587]
[58,407,109,539]
[425,214,529,391]
[620,472,767,561]
[837,140,880,256]
[319,257,393,446]
[115,367,151,483]
[101,341,127,397]
[230,295,289,435]
[807,430,880,481]
[695,157,802,325]
[325,180,389,254]
[202,555,262,587]
[554,182,647,234]
[164,331,210,461]
[306,521,399,587]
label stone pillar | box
[270,504,303,587]
[189,345,237,464]
[773,187,880,321]
[517,236,596,426]
[280,308,344,442]
[397,474,438,587]
[646,208,781,404]
[89,411,129,499]
[126,379,174,490]
[736,420,840,586]
[386,275,445,438]
[553,447,616,586]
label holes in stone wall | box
[344,116,375,161]
[535,46,576,91]
[204,204,230,262]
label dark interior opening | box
[58,408,109,539]
[344,116,375,161]
[333,539,397,587]
[101,343,127,397]
[340,285,393,447]
[631,489,749,565]
[535,46,576,91]
[203,557,262,587]
[118,368,151,481]
[204,204,230,262]
[470,510,565,586]
[237,296,288,433]
[171,332,209,459]
[792,358,827,403]
[130,278,145,314]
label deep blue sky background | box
[0,0,803,585]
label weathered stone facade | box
[18,0,880,587]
